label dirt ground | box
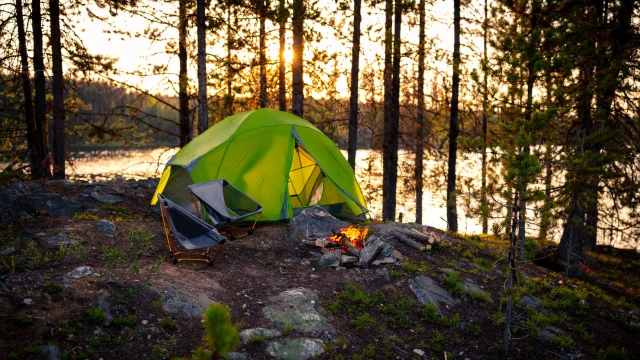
[1,181,639,360]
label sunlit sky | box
[72,0,482,97]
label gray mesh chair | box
[188,179,263,240]
[157,194,228,265]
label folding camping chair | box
[188,179,263,240]
[157,194,228,265]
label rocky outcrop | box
[285,206,348,244]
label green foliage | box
[597,346,629,360]
[550,334,574,349]
[72,212,100,221]
[442,270,464,294]
[87,307,105,323]
[280,323,294,336]
[45,281,62,294]
[422,301,439,321]
[470,289,492,303]
[112,315,136,327]
[201,304,239,358]
[159,315,177,330]
[151,336,176,359]
[24,339,43,354]
[249,334,267,344]
[348,313,377,330]
[473,257,492,270]
[326,284,383,315]
[401,260,419,272]
[101,227,157,284]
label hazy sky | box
[73,1,478,96]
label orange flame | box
[328,226,369,252]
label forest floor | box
[0,180,639,360]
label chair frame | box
[158,195,225,265]
[190,192,261,240]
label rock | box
[538,326,563,341]
[81,186,125,205]
[439,267,454,275]
[413,349,426,357]
[17,230,34,240]
[317,250,341,269]
[393,250,404,261]
[345,246,361,257]
[97,294,114,326]
[38,233,78,249]
[266,338,324,360]
[240,328,281,344]
[0,247,15,256]
[521,295,541,309]
[372,258,396,266]
[159,285,215,318]
[376,243,395,260]
[285,206,349,244]
[462,279,493,303]
[408,275,459,313]
[375,267,391,282]
[225,353,248,360]
[262,288,335,337]
[15,189,82,217]
[40,344,62,360]
[95,220,116,233]
[23,298,34,305]
[340,255,357,266]
[356,236,385,268]
[0,277,11,296]
[66,266,93,278]
[0,211,16,226]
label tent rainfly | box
[151,109,369,221]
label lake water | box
[65,147,637,250]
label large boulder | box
[408,275,459,314]
[159,285,215,318]
[266,338,324,360]
[285,206,349,244]
[15,189,82,217]
[262,288,335,338]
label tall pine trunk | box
[16,0,39,179]
[347,0,361,170]
[446,0,460,232]
[197,0,208,134]
[278,0,286,111]
[415,0,425,224]
[381,0,394,221]
[224,6,235,116]
[50,0,65,179]
[258,0,267,108]
[32,0,49,178]
[179,0,191,147]
[291,0,304,117]
[480,0,488,234]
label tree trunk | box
[197,0,208,135]
[584,187,598,252]
[278,0,287,111]
[381,0,394,221]
[415,0,425,224]
[446,0,460,232]
[32,0,49,178]
[258,0,268,108]
[50,0,65,179]
[291,0,304,117]
[16,0,39,179]
[539,142,553,239]
[480,0,488,234]
[347,0,361,170]
[179,0,191,147]
[224,6,235,117]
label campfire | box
[328,226,369,252]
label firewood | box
[391,231,426,251]
[394,228,432,243]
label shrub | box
[87,307,105,323]
[443,270,464,294]
[201,304,239,359]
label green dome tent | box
[151,109,369,221]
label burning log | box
[391,232,427,251]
